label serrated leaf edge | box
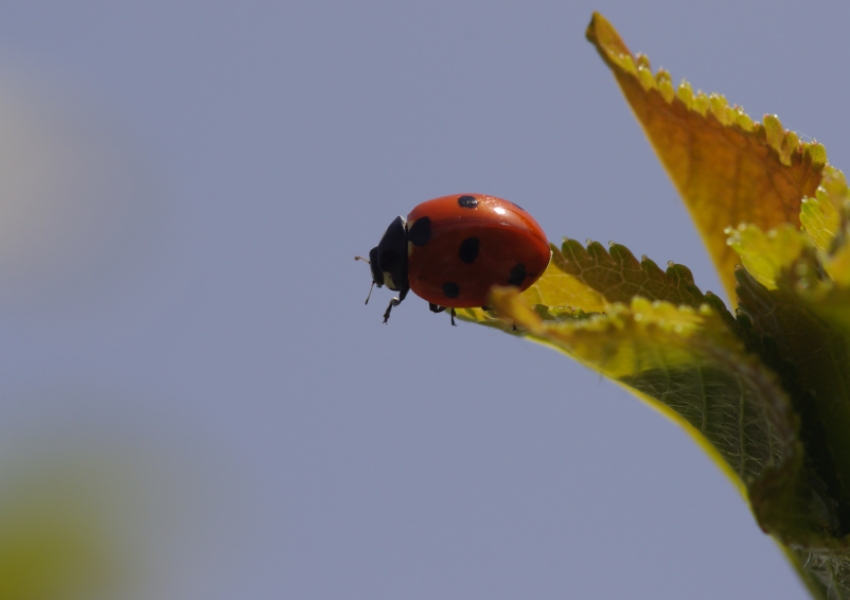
[586,12,827,169]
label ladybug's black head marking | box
[367,247,383,286]
[408,216,432,246]
[369,215,410,323]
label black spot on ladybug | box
[508,201,525,211]
[442,282,460,298]
[408,217,432,246]
[457,195,478,208]
[458,237,480,264]
[508,263,526,287]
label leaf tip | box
[585,12,634,71]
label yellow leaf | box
[520,251,607,312]
[826,242,850,287]
[800,165,845,255]
[454,256,606,332]
[726,224,807,289]
[586,13,826,299]
[456,239,714,330]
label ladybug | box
[358,193,550,324]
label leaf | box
[554,238,707,307]
[723,167,850,292]
[455,255,606,332]
[522,250,608,312]
[724,164,850,332]
[726,224,808,290]
[800,165,846,256]
[586,12,826,300]
[746,166,850,336]
[801,167,850,287]
[457,239,716,331]
[485,278,850,598]
[798,285,850,337]
[734,267,850,596]
[485,286,800,499]
[456,234,850,596]
[462,240,807,513]
[777,240,850,338]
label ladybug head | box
[367,216,409,322]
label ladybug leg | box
[382,296,402,323]
[428,303,456,326]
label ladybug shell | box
[406,194,550,308]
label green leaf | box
[554,238,707,307]
[734,266,850,596]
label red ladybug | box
[359,193,550,324]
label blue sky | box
[0,2,846,598]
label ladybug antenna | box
[355,256,375,304]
